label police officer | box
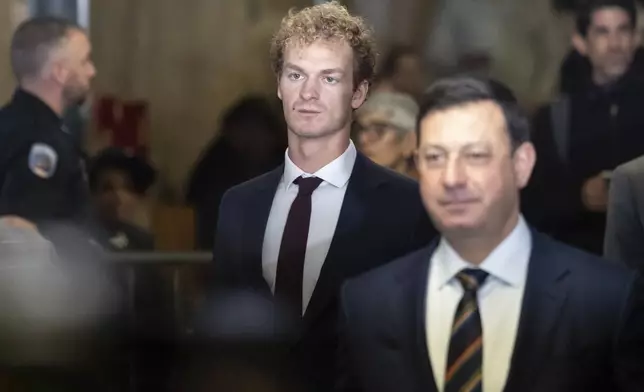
[0,16,96,227]
[0,19,130,390]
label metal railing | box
[107,252,212,264]
[107,252,212,335]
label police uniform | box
[0,89,91,224]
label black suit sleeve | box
[336,283,363,392]
[613,274,644,390]
[604,168,644,270]
[211,188,243,287]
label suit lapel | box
[503,231,570,391]
[303,154,377,327]
[243,166,283,287]
[392,244,438,392]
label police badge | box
[28,143,58,179]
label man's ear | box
[45,60,69,86]
[513,142,536,189]
[351,80,369,110]
[572,33,588,56]
[277,75,282,100]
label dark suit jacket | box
[212,152,436,390]
[605,155,644,273]
[339,231,644,392]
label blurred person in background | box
[88,148,179,392]
[604,154,644,271]
[524,0,644,255]
[186,96,285,250]
[559,46,644,94]
[0,17,129,389]
[0,16,96,230]
[372,44,427,101]
[0,16,117,287]
[354,91,419,178]
[89,147,156,252]
[0,218,123,391]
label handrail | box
[106,252,212,264]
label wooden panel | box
[90,0,309,198]
[0,0,26,102]
[151,204,195,251]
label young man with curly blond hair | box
[212,2,435,389]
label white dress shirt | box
[262,141,357,314]
[426,215,532,392]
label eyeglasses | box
[354,121,405,138]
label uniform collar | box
[12,88,63,127]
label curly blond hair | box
[270,1,377,88]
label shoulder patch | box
[109,232,129,250]
[28,143,58,179]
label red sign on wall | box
[95,95,149,157]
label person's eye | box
[324,76,339,84]
[288,72,303,81]
[465,152,491,164]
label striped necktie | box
[445,268,489,392]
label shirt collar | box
[434,215,532,288]
[283,140,357,190]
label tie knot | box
[294,176,323,196]
[455,268,489,292]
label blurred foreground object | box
[179,289,303,392]
[0,215,38,232]
[0,220,124,390]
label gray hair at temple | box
[10,16,82,82]
[358,92,419,132]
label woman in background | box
[186,96,285,250]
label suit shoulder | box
[369,162,418,189]
[539,233,635,286]
[363,160,420,203]
[221,166,282,201]
[614,155,644,178]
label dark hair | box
[89,148,157,195]
[10,16,82,81]
[576,0,637,36]
[417,77,530,150]
[378,44,418,79]
[218,96,283,139]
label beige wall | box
[0,0,12,102]
[89,0,617,198]
[0,0,29,102]
[90,0,309,199]
[425,0,576,110]
[350,0,435,50]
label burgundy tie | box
[275,176,323,316]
